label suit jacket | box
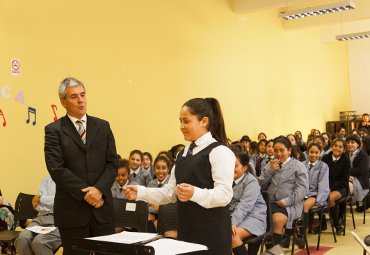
[44,115,118,228]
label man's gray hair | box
[58,77,85,99]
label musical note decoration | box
[51,104,58,122]
[26,106,36,125]
[0,109,6,127]
[14,91,25,104]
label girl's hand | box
[124,185,138,200]
[270,159,281,171]
[276,199,286,208]
[349,176,354,183]
[232,224,237,236]
[176,183,194,202]
[151,203,159,212]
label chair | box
[361,192,370,224]
[344,195,356,234]
[157,202,177,236]
[0,193,38,255]
[307,198,336,251]
[291,217,310,255]
[243,191,273,255]
[113,198,149,232]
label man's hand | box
[32,195,40,209]
[276,199,286,208]
[82,187,103,207]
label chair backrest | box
[113,198,148,232]
[14,193,38,223]
[262,191,273,236]
[157,202,177,235]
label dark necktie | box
[186,142,197,157]
[267,156,271,163]
[119,187,123,192]
[308,164,313,171]
[76,120,86,144]
[158,183,163,188]
[132,172,136,178]
[232,181,236,188]
[279,162,283,169]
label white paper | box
[87,231,159,244]
[125,202,136,211]
[26,226,57,234]
[146,238,208,255]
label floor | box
[282,207,370,255]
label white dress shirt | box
[36,175,56,215]
[137,131,235,209]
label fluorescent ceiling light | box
[336,31,370,41]
[279,1,356,21]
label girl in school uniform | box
[147,156,173,234]
[258,132,267,141]
[129,150,152,186]
[260,139,274,174]
[258,136,308,248]
[125,98,235,255]
[321,138,350,234]
[250,139,267,177]
[346,134,370,212]
[142,152,155,179]
[229,148,267,255]
[296,143,329,248]
[111,160,137,199]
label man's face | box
[60,85,87,119]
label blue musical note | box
[26,106,36,125]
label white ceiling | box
[231,0,370,33]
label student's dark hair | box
[313,135,325,145]
[359,128,369,134]
[291,145,301,161]
[169,144,185,159]
[143,152,153,162]
[240,135,251,143]
[229,144,245,154]
[350,128,359,134]
[257,139,267,153]
[117,154,122,160]
[362,136,370,155]
[287,134,297,143]
[307,142,323,152]
[156,150,172,160]
[153,155,172,170]
[250,141,258,152]
[129,149,143,160]
[346,134,362,146]
[183,98,229,146]
[337,127,346,133]
[258,132,267,139]
[332,138,347,152]
[118,159,129,172]
[273,136,292,149]
[266,139,274,147]
[233,151,254,175]
[363,113,369,117]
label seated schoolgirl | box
[346,134,370,212]
[260,139,274,175]
[296,143,329,248]
[258,136,308,249]
[129,150,152,186]
[147,156,177,238]
[229,149,267,255]
[321,138,350,234]
[111,160,137,199]
[142,152,155,179]
[250,139,267,176]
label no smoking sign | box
[11,58,21,77]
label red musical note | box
[0,109,6,127]
[51,104,58,122]
[26,106,37,125]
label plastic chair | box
[0,193,38,255]
[113,198,149,232]
[157,202,177,235]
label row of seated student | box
[114,132,370,255]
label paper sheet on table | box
[26,226,57,234]
[146,238,208,255]
[87,231,159,244]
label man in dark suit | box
[44,77,118,255]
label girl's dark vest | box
[175,142,231,255]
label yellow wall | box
[0,0,350,203]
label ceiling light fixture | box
[279,1,356,21]
[336,31,370,41]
